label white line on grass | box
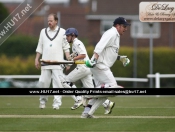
[0,115,175,118]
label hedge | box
[0,55,40,75]
[86,46,175,87]
[0,35,38,56]
[0,46,175,87]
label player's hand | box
[85,59,97,68]
[67,52,78,61]
[117,55,130,67]
[65,65,71,71]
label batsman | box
[59,28,115,113]
[81,17,131,118]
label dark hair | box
[48,13,58,21]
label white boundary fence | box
[114,77,148,82]
[0,75,148,82]
[0,75,40,88]
[0,75,40,79]
[0,75,148,88]
[0,73,174,88]
[147,73,175,88]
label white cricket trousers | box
[91,65,117,87]
[66,65,94,88]
[66,65,94,102]
[87,65,117,115]
[39,69,64,108]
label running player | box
[82,17,131,118]
[60,28,115,113]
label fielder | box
[82,17,131,118]
[35,13,70,110]
[60,28,115,113]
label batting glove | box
[67,52,78,61]
[85,58,97,68]
[117,55,130,67]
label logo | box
[139,2,175,22]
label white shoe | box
[81,113,94,118]
[53,106,59,110]
[71,100,82,110]
[104,101,115,114]
[39,104,45,109]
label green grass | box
[0,96,175,132]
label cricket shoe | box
[39,104,46,109]
[104,101,115,114]
[71,100,83,110]
[53,106,59,110]
[81,113,94,118]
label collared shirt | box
[94,26,120,68]
[47,26,58,38]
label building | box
[1,0,175,47]
[86,0,175,47]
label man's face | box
[48,15,57,29]
[117,24,128,36]
[66,35,73,43]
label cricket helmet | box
[65,28,78,37]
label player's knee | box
[59,75,75,88]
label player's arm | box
[69,42,86,61]
[64,51,71,71]
[73,54,86,61]
[35,30,43,69]
[94,30,113,55]
[65,51,70,60]
[86,33,111,68]
[35,52,41,69]
[93,52,99,60]
[62,35,71,60]
[62,36,71,70]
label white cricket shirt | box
[94,26,120,68]
[72,38,90,67]
[36,26,70,69]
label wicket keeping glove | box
[85,58,97,68]
[117,55,130,67]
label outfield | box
[0,95,175,132]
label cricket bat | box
[40,59,86,66]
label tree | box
[0,2,9,23]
